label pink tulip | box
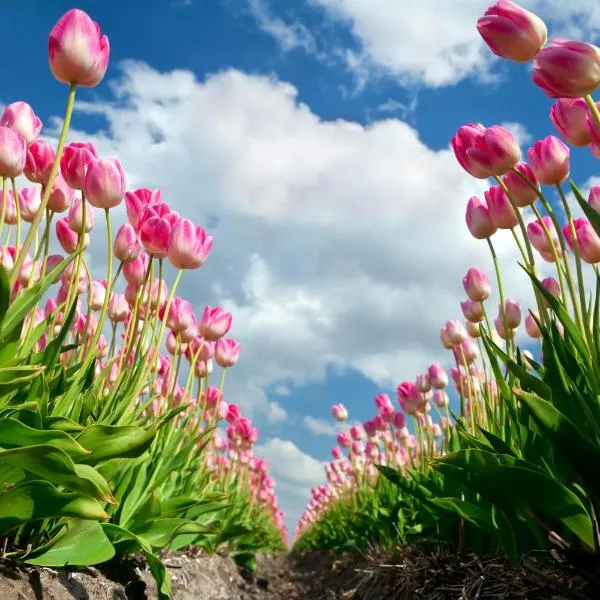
[195,359,213,379]
[541,276,562,305]
[428,363,448,389]
[331,447,343,460]
[433,389,449,408]
[167,218,214,269]
[162,297,195,333]
[24,140,55,184]
[2,190,17,225]
[461,298,484,323]
[589,186,600,214]
[56,217,88,253]
[48,9,110,87]
[533,40,600,98]
[139,204,179,258]
[107,293,129,322]
[215,338,241,368]
[525,312,541,338]
[527,215,561,262]
[84,158,126,209]
[550,99,594,147]
[46,255,64,281]
[527,136,570,185]
[443,320,467,345]
[466,195,497,239]
[0,126,26,178]
[68,196,96,233]
[122,251,149,287]
[350,425,363,441]
[332,403,348,422]
[586,112,600,147]
[501,162,539,207]
[591,143,600,160]
[451,124,490,179]
[476,0,547,63]
[562,218,600,263]
[60,142,97,190]
[199,306,232,341]
[89,280,106,311]
[0,247,14,271]
[125,188,162,231]
[463,267,491,302]
[336,432,351,448]
[415,374,431,393]
[0,102,42,145]
[485,185,518,229]
[453,338,479,365]
[47,173,74,213]
[501,298,521,328]
[18,187,41,223]
[113,223,141,262]
[466,319,481,338]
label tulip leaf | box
[0,264,9,329]
[25,519,115,566]
[0,365,45,393]
[0,480,109,535]
[76,424,156,464]
[131,518,213,550]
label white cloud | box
[303,416,338,436]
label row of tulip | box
[0,9,285,599]
[293,0,600,568]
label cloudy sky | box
[6,0,600,536]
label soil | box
[0,548,598,599]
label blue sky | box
[4,0,600,534]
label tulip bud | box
[428,363,448,389]
[24,140,55,184]
[533,40,600,98]
[589,186,600,214]
[123,252,149,287]
[47,173,74,213]
[68,197,96,233]
[49,9,110,88]
[527,215,562,262]
[108,293,129,322]
[19,187,41,223]
[214,338,241,368]
[443,320,467,346]
[460,298,484,323]
[476,0,547,63]
[541,276,562,306]
[84,158,126,209]
[463,267,491,302]
[485,185,518,229]
[501,298,521,328]
[525,312,541,338]
[89,280,106,311]
[550,99,594,147]
[501,162,539,207]
[56,217,88,253]
[199,306,232,341]
[466,320,482,338]
[562,218,600,263]
[167,218,214,269]
[2,189,17,225]
[0,102,42,145]
[114,223,141,262]
[466,195,497,239]
[0,126,26,178]
[527,136,570,185]
[332,403,348,422]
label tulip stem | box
[11,179,21,252]
[0,178,7,244]
[585,95,600,133]
[10,83,76,288]
[487,237,512,360]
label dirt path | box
[0,549,597,599]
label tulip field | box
[2,1,600,599]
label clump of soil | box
[0,548,598,599]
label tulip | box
[2,190,17,225]
[0,102,42,145]
[485,185,518,229]
[563,218,600,263]
[443,320,467,346]
[68,196,96,233]
[463,267,491,302]
[89,280,107,311]
[591,143,600,160]
[415,374,431,393]
[139,204,179,258]
[60,142,97,190]
[56,217,88,253]
[199,306,232,341]
[589,186,600,214]
[0,126,26,178]
[466,195,497,239]
[332,403,348,422]
[84,158,126,209]
[533,40,600,98]
[125,188,162,231]
[461,298,484,323]
[47,173,74,213]
[113,223,141,262]
[527,136,570,185]
[527,215,562,261]
[453,338,479,365]
[48,9,110,87]
[122,251,149,287]
[433,389,449,408]
[350,425,363,441]
[215,338,241,368]
[451,124,490,179]
[541,276,562,305]
[466,320,482,337]
[494,316,515,339]
[163,297,195,333]
[525,312,541,338]
[501,162,539,207]
[476,0,547,63]
[24,140,55,184]
[107,293,129,322]
[167,218,214,269]
[18,187,41,224]
[226,403,241,424]
[428,364,448,389]
[501,298,522,328]
[336,432,351,448]
[550,99,594,147]
[586,112,600,147]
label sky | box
[4,0,600,536]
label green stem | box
[10,83,77,287]
[585,95,600,132]
[10,179,21,251]
[0,178,7,243]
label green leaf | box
[132,518,213,550]
[0,481,109,535]
[0,264,9,329]
[25,519,115,566]
[429,497,494,532]
[0,418,89,456]
[232,551,257,572]
[76,424,156,464]
[0,365,45,393]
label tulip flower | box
[550,98,595,147]
[18,187,41,224]
[215,338,241,368]
[428,364,448,389]
[125,188,162,231]
[122,251,149,287]
[107,293,129,322]
[476,0,547,63]
[562,218,600,263]
[525,312,542,338]
[2,190,18,225]
[501,162,539,207]
[60,142,97,190]
[47,173,74,213]
[167,218,214,269]
[331,403,348,422]
[589,186,600,214]
[199,306,232,341]
[68,196,96,233]
[527,136,570,185]
[48,9,110,88]
[0,102,42,145]
[113,223,141,262]
[466,196,497,239]
[56,217,88,253]
[84,158,126,209]
[460,298,484,323]
[463,267,491,302]
[24,140,55,184]
[533,39,600,98]
[541,276,562,305]
[139,204,179,258]
[162,297,195,333]
[527,215,562,261]
[0,126,26,178]
[485,185,518,229]
[501,298,522,328]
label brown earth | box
[0,548,598,599]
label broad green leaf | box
[429,497,494,532]
[76,424,156,464]
[132,518,213,549]
[43,416,85,433]
[231,551,257,572]
[0,480,109,535]
[0,264,9,329]
[25,519,115,566]
[0,365,45,393]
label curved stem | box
[11,179,21,251]
[585,95,600,132]
[487,237,511,358]
[0,178,7,244]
